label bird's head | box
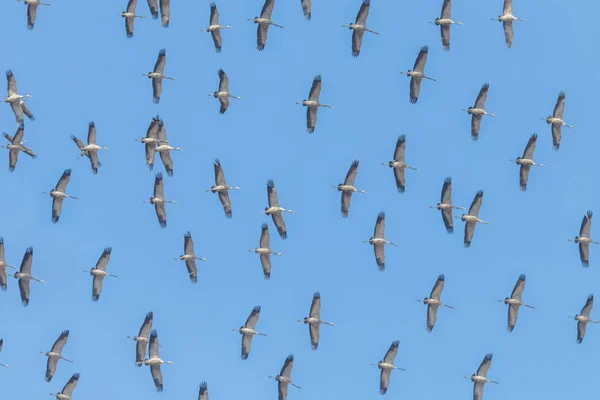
[503,297,510,303]
[434,18,441,25]
[239,325,244,330]
[149,196,156,204]
[423,297,428,303]
[210,185,217,193]
[460,214,467,221]
[13,272,21,279]
[436,202,442,208]
[574,236,581,243]
[406,69,412,75]
[515,157,522,164]
[147,73,153,79]
[121,11,127,17]
[264,207,269,211]
[336,183,343,191]
[302,317,309,323]
[253,17,260,23]
[348,23,354,29]
[544,116,552,124]
[213,91,219,98]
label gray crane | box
[300,0,311,20]
[135,115,162,170]
[155,121,181,176]
[2,122,37,172]
[41,330,73,382]
[206,3,231,53]
[499,274,534,332]
[5,70,33,125]
[462,83,496,141]
[50,373,80,400]
[71,121,109,175]
[144,330,174,392]
[147,0,158,19]
[122,0,145,38]
[142,49,176,104]
[249,223,282,280]
[429,177,465,233]
[429,0,463,50]
[363,212,398,271]
[249,0,284,51]
[17,0,51,30]
[569,211,599,267]
[297,292,334,350]
[0,338,8,368]
[491,0,525,48]
[269,354,301,400]
[198,382,209,400]
[43,169,78,224]
[464,353,499,400]
[209,69,242,114]
[82,247,117,302]
[233,305,267,360]
[381,135,418,193]
[510,133,545,191]
[0,237,17,291]
[570,295,598,344]
[342,0,378,57]
[400,46,436,104]
[541,92,574,150]
[296,75,333,134]
[332,160,366,218]
[205,159,240,218]
[371,340,405,395]
[143,172,177,228]
[459,190,490,248]
[418,274,454,332]
[8,247,45,306]
[259,180,294,240]
[127,311,154,367]
[174,231,207,283]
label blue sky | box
[1,0,599,398]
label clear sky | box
[1,0,599,399]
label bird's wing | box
[211,30,222,53]
[522,133,537,159]
[151,364,164,392]
[244,306,261,330]
[306,106,317,134]
[211,159,225,186]
[441,177,452,204]
[430,274,445,300]
[266,180,280,207]
[441,25,450,50]
[217,191,232,218]
[0,237,5,262]
[343,160,359,186]
[309,292,321,318]
[87,122,97,145]
[152,77,162,104]
[21,102,35,121]
[241,333,253,360]
[259,224,270,248]
[27,4,38,30]
[218,69,229,93]
[159,150,174,176]
[148,330,160,357]
[55,169,72,193]
[409,77,422,104]
[471,115,483,140]
[198,381,209,400]
[260,0,275,19]
[383,340,399,363]
[351,30,365,57]
[154,173,164,198]
[125,13,134,37]
[89,150,100,174]
[94,247,112,272]
[413,46,429,73]
[468,191,483,216]
[71,135,85,151]
[219,96,229,114]
[272,213,287,240]
[61,373,80,397]
[393,135,406,162]
[159,0,170,27]
[19,247,33,275]
[473,382,484,400]
[138,311,154,337]
[260,253,271,279]
[92,275,104,301]
[278,380,289,400]
[154,49,167,74]
[51,330,70,354]
[309,322,319,350]
[0,266,6,290]
[502,0,512,16]
[155,202,167,228]
[256,24,269,51]
[553,92,566,119]
[441,208,453,233]
[147,116,161,139]
[18,277,30,306]
[301,0,311,20]
[579,242,590,267]
[580,211,593,238]
[3,133,13,143]
[10,102,24,124]
[519,165,531,191]
[551,124,562,150]
[148,0,159,18]
[508,303,519,332]
[8,147,19,172]
[510,274,526,301]
[185,259,198,283]
[127,0,138,13]
[441,0,452,19]
[184,231,194,255]
[374,243,385,271]
[135,340,146,366]
[426,304,438,332]
[464,221,476,248]
[474,83,489,109]
[355,0,370,25]
[145,143,156,169]
[45,356,57,382]
[503,20,513,48]
[476,354,492,377]
[379,368,391,395]
[209,2,219,25]
[374,212,385,238]
[577,320,587,344]
[12,125,24,144]
[280,354,294,377]
[308,75,322,101]
[157,122,168,144]
[393,167,405,193]
[6,70,17,95]
[581,295,594,318]
[51,197,64,224]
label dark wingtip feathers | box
[391,340,400,347]
[482,82,490,90]
[146,311,153,319]
[530,133,538,140]
[464,242,471,248]
[213,158,221,167]
[63,169,72,176]
[5,70,13,77]
[92,295,100,302]
[209,2,216,8]
[158,48,166,56]
[89,121,95,128]
[421,45,429,52]
[155,172,163,180]
[398,134,407,142]
[307,127,315,134]
[444,176,452,184]
[314,75,322,82]
[253,305,261,313]
[261,223,268,230]
[518,273,526,281]
[588,294,594,301]
[438,274,445,281]
[266,179,275,188]
[377,211,385,219]
[280,231,288,240]
[476,190,484,197]
[313,291,321,298]
[484,353,493,361]
[184,231,192,239]
[25,247,33,255]
[558,91,566,99]
[587,210,593,219]
[286,354,294,362]
[150,329,158,337]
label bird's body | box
[542,92,574,150]
[500,274,535,332]
[297,75,332,133]
[430,0,463,50]
[143,172,178,228]
[175,232,207,283]
[420,274,454,331]
[461,190,489,248]
[382,135,417,193]
[371,340,405,395]
[570,295,599,344]
[234,306,267,360]
[206,3,231,53]
[18,0,51,30]
[249,224,281,279]
[511,133,544,191]
[363,212,398,271]
[334,160,366,217]
[462,83,496,141]
[42,330,73,382]
[143,330,173,392]
[400,46,436,104]
[491,0,525,48]
[2,123,37,172]
[142,49,176,104]
[569,211,599,267]
[209,69,242,114]
[250,0,283,51]
[297,292,334,350]
[343,0,378,57]
[260,180,293,240]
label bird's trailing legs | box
[82,270,119,278]
[0,363,9,368]
[509,159,546,167]
[568,315,600,323]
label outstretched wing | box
[355,0,370,25]
[522,133,537,159]
[471,115,483,140]
[413,46,429,73]
[218,192,232,218]
[159,0,170,28]
[260,0,275,19]
[468,191,483,217]
[409,77,422,104]
[503,20,513,48]
[257,24,270,51]
[148,0,159,19]
[464,221,476,248]
[272,213,287,240]
[474,83,489,109]
[301,0,311,20]
[351,30,365,57]
[553,92,566,119]
[519,165,531,191]
[343,160,359,186]
[426,304,439,332]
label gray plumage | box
[253,0,283,51]
[198,381,209,400]
[0,237,17,291]
[14,246,45,306]
[265,179,290,239]
[3,122,37,172]
[123,0,143,38]
[147,0,158,18]
[52,373,80,400]
[133,311,154,367]
[379,340,400,395]
[71,121,106,174]
[462,190,488,248]
[340,160,360,217]
[364,212,398,271]
[89,247,114,302]
[47,169,76,224]
[503,274,534,332]
[301,0,311,20]
[44,330,72,382]
[346,0,377,57]
[159,0,170,27]
[576,295,595,344]
[298,75,332,134]
[240,306,263,360]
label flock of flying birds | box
[1,0,594,399]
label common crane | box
[50,373,80,400]
[510,133,545,191]
[209,69,242,114]
[8,247,45,306]
[541,92,574,150]
[300,0,311,20]
[296,75,333,134]
[122,0,145,38]
[249,223,282,280]
[342,0,378,57]
[82,247,117,302]
[461,83,496,141]
[371,340,405,395]
[429,177,465,233]
[418,274,454,332]
[17,0,51,30]
[127,311,153,367]
[332,160,366,218]
[233,305,267,360]
[143,172,177,228]
[363,212,398,271]
[464,353,499,400]
[5,70,33,125]
[144,329,174,392]
[142,49,176,104]
[491,0,524,48]
[71,122,109,175]
[297,292,334,350]
[381,135,418,193]
[206,3,231,53]
[459,190,490,248]
[0,339,8,368]
[155,121,181,176]
[205,158,240,218]
[134,115,162,170]
[499,274,534,332]
[400,46,436,104]
[259,180,294,240]
[569,211,598,267]
[147,0,158,19]
[198,382,209,400]
[0,237,17,291]
[174,231,207,284]
[569,295,598,344]
[429,0,463,50]
[2,122,37,172]
[269,354,301,400]
[249,0,284,51]
[43,169,78,224]
[41,330,73,382]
